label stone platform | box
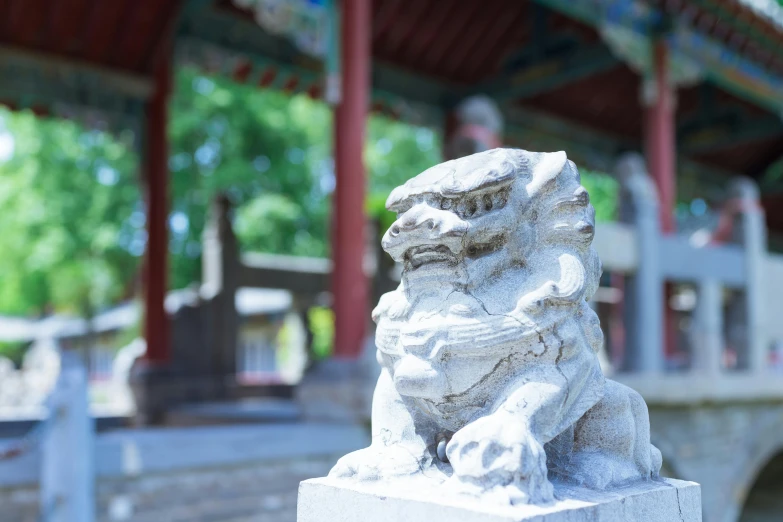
[298,477,701,522]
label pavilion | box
[0,0,782,374]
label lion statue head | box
[372,148,604,431]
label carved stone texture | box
[327,149,668,507]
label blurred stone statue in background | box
[327,148,662,506]
[444,95,503,161]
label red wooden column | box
[644,41,676,233]
[643,40,677,359]
[331,0,371,359]
[143,57,172,364]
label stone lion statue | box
[329,148,662,505]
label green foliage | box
[307,306,334,359]
[579,168,618,222]
[168,68,333,286]
[0,341,26,366]
[365,118,441,231]
[0,110,140,316]
[0,64,622,323]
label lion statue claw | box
[330,149,661,505]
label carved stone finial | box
[726,176,760,203]
[327,148,663,506]
[445,95,504,160]
[616,152,659,206]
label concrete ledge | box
[298,477,701,522]
[614,373,783,405]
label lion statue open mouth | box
[329,148,661,505]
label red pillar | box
[331,0,371,359]
[143,57,172,364]
[643,40,677,360]
[644,41,676,233]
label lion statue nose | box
[382,202,467,262]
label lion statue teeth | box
[329,148,662,505]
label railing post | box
[41,353,95,522]
[692,280,723,374]
[616,153,663,373]
[730,178,767,372]
[202,194,241,383]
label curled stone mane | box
[512,151,604,353]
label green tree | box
[0,65,617,323]
[168,67,332,287]
[0,111,140,317]
[170,67,441,283]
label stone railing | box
[596,154,782,404]
[0,422,367,522]
[201,159,783,406]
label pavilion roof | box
[0,0,781,184]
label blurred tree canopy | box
[0,66,441,316]
[0,65,618,318]
[169,67,442,287]
[0,114,140,317]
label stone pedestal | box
[295,338,380,424]
[298,477,701,522]
[129,363,229,425]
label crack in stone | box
[463,286,530,333]
[442,353,514,403]
[675,487,685,522]
[551,325,571,415]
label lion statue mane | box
[330,148,661,505]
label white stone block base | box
[298,477,701,522]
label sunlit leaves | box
[0,110,140,316]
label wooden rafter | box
[421,0,484,71]
[138,0,185,73]
[405,0,456,67]
[460,4,526,79]
[441,0,507,78]
[107,0,141,67]
[383,0,433,56]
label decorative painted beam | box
[533,0,783,116]
[371,62,456,108]
[502,104,743,192]
[476,44,620,101]
[0,45,154,100]
[681,118,783,155]
[502,106,639,155]
[176,3,323,94]
[178,6,316,76]
[677,0,783,63]
[669,27,783,114]
[0,45,147,132]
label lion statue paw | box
[446,414,554,505]
[329,444,425,481]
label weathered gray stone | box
[0,423,368,522]
[299,477,701,522]
[299,149,700,520]
[327,150,665,500]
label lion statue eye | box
[483,194,493,211]
[465,198,478,217]
[440,199,453,210]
